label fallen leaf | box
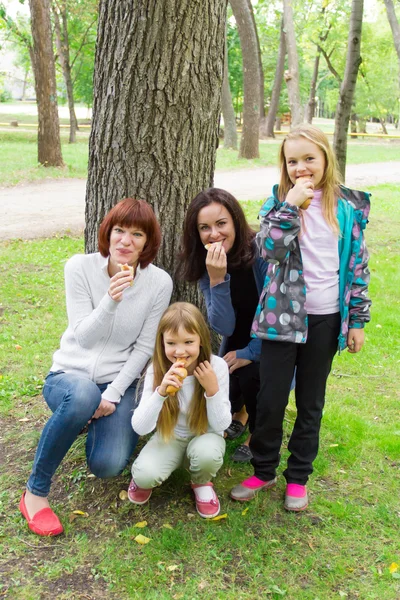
[167,565,179,572]
[72,510,89,517]
[389,562,398,574]
[134,534,151,545]
[162,523,173,530]
[15,345,22,350]
[329,443,339,447]
[241,507,249,516]
[134,520,148,528]
[119,490,128,500]
[87,473,96,478]
[210,513,228,521]
[187,513,195,519]
[18,417,30,422]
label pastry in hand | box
[296,176,313,210]
[118,263,134,285]
[166,365,188,396]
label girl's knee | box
[131,455,167,489]
[187,434,225,466]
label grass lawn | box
[0,184,399,599]
[1,129,399,186]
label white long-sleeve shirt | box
[51,253,173,402]
[132,355,231,439]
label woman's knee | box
[45,373,101,419]
[88,454,128,479]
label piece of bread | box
[118,263,134,285]
[296,176,313,210]
[166,365,188,396]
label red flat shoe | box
[19,492,63,537]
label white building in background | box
[0,48,35,100]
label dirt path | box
[1,161,400,240]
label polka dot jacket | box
[251,184,371,351]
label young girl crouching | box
[128,302,231,518]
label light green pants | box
[131,432,226,488]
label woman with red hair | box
[20,198,172,537]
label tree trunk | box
[85,0,227,304]
[221,26,238,150]
[333,0,364,181]
[261,19,286,138]
[383,0,400,88]
[28,0,64,166]
[350,112,358,138]
[247,0,264,118]
[282,0,303,127]
[52,0,79,144]
[230,0,260,159]
[305,52,320,123]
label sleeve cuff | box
[102,384,122,404]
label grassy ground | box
[0,184,399,599]
[1,129,399,186]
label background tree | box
[282,0,303,126]
[28,0,63,167]
[85,0,227,304]
[221,23,238,150]
[333,0,364,179]
[383,0,400,88]
[52,0,79,143]
[230,0,260,159]
[260,18,286,138]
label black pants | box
[229,362,260,433]
[250,313,340,485]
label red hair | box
[98,198,161,268]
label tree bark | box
[383,0,400,88]
[230,0,260,159]
[247,0,264,118]
[52,0,79,143]
[261,19,286,138]
[333,0,364,181]
[85,0,227,304]
[28,0,64,166]
[221,26,238,150]
[282,0,303,127]
[305,52,320,123]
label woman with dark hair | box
[179,188,267,462]
[20,198,173,537]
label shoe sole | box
[127,492,152,505]
[230,481,276,502]
[196,505,220,519]
[284,502,308,512]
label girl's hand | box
[90,398,117,421]
[223,350,252,374]
[194,360,219,396]
[158,361,187,397]
[286,178,314,207]
[347,328,364,353]
[205,242,227,287]
[108,270,134,302]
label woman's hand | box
[206,242,227,287]
[108,269,133,302]
[223,350,252,374]
[194,360,219,396]
[286,178,314,208]
[90,398,117,421]
[158,361,187,397]
[347,328,364,353]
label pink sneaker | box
[230,475,277,501]
[191,482,220,519]
[284,483,308,511]
[127,479,152,505]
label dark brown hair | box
[178,188,256,282]
[98,198,161,268]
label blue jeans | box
[27,371,139,497]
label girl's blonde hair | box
[153,302,211,441]
[278,124,342,234]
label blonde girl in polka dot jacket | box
[230,124,371,511]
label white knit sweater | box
[132,355,232,438]
[51,253,173,402]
